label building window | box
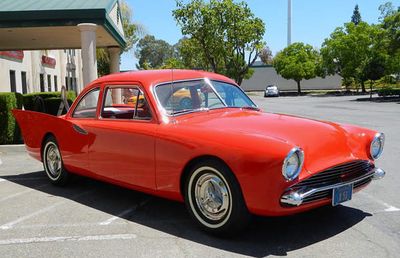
[21,71,27,94]
[40,73,45,92]
[10,70,16,92]
[47,74,52,92]
[54,75,58,91]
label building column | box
[108,47,122,103]
[78,23,98,88]
[108,47,121,73]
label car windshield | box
[155,79,257,115]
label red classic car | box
[12,70,385,235]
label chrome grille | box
[296,160,373,189]
[290,160,374,204]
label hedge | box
[0,92,23,144]
[23,91,76,111]
[377,88,400,97]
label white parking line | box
[360,192,400,212]
[99,206,137,226]
[0,183,49,203]
[0,176,46,182]
[0,190,94,230]
[18,222,126,229]
[0,234,137,245]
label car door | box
[64,87,101,175]
[85,84,157,190]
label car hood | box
[176,109,371,174]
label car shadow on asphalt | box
[1,171,372,257]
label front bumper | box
[280,167,385,206]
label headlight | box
[370,133,385,160]
[282,147,304,181]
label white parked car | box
[264,85,279,97]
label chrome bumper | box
[280,168,385,206]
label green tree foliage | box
[97,0,142,76]
[173,0,265,85]
[379,2,396,21]
[381,8,400,77]
[320,22,386,92]
[273,43,320,94]
[351,4,362,25]
[135,35,174,69]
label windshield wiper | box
[241,106,260,111]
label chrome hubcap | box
[194,173,230,221]
[46,143,61,178]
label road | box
[0,94,399,257]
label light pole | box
[287,0,292,46]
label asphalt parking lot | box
[0,94,399,258]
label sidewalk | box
[0,144,26,154]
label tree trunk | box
[296,80,302,95]
[237,76,243,86]
[370,80,374,100]
[361,80,366,93]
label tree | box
[174,37,208,69]
[97,0,143,76]
[259,46,273,64]
[135,35,174,69]
[173,0,265,85]
[320,22,383,92]
[379,2,396,21]
[381,8,400,77]
[351,5,362,25]
[273,43,320,94]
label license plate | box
[332,184,353,206]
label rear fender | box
[12,110,89,172]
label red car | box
[13,70,386,235]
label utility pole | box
[287,0,292,46]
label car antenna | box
[171,68,174,115]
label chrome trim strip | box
[281,167,385,206]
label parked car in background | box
[13,70,386,236]
[264,84,279,97]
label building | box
[0,0,126,95]
[0,49,83,94]
[241,61,342,91]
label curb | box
[0,144,26,153]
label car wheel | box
[185,160,250,235]
[42,136,69,185]
[180,97,192,109]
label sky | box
[120,0,400,71]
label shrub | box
[0,92,23,144]
[377,87,400,97]
[23,91,76,112]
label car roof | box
[87,69,237,91]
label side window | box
[101,86,152,120]
[72,88,100,118]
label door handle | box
[73,124,88,135]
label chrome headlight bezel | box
[282,147,305,181]
[370,133,385,160]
